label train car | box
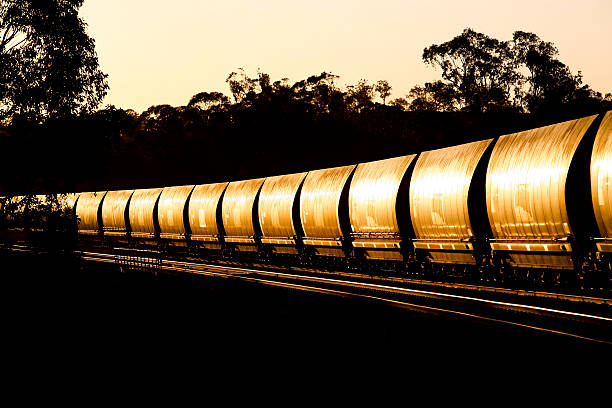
[6,111,612,294]
[61,193,80,218]
[258,172,308,259]
[348,155,416,268]
[76,191,107,236]
[486,115,600,283]
[409,139,494,279]
[128,187,163,246]
[101,190,134,240]
[590,111,612,286]
[300,164,356,264]
[187,182,228,254]
[157,185,195,246]
[221,178,266,255]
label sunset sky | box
[80,0,612,113]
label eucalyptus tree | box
[374,80,392,105]
[0,0,108,123]
[421,28,518,112]
[412,28,605,114]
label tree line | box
[1,1,611,198]
[398,29,611,114]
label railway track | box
[3,243,611,343]
[75,248,612,345]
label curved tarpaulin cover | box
[222,178,265,238]
[258,172,307,239]
[486,115,597,239]
[349,155,415,236]
[300,164,356,240]
[128,187,163,237]
[591,111,612,238]
[101,190,134,233]
[410,140,493,239]
[188,182,228,239]
[158,185,195,237]
[76,191,107,233]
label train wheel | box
[540,269,548,287]
[498,265,509,285]
[550,270,561,287]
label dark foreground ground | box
[2,251,610,381]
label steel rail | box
[180,256,612,306]
[288,267,612,306]
[160,261,612,345]
[6,242,611,305]
[73,249,612,343]
[73,249,612,320]
[162,258,612,325]
[5,244,611,342]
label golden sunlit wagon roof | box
[486,115,597,239]
[128,187,163,238]
[222,178,265,239]
[188,182,229,241]
[76,191,107,234]
[258,172,308,239]
[300,164,356,241]
[101,190,134,234]
[410,139,493,240]
[158,185,195,238]
[591,111,612,238]
[349,155,416,236]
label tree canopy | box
[1,22,610,197]
[403,28,611,114]
[0,0,108,123]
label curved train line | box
[77,249,612,345]
[4,112,612,303]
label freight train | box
[2,111,612,291]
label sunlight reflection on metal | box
[101,190,134,235]
[300,164,356,241]
[76,191,107,234]
[411,139,492,240]
[486,115,597,239]
[158,185,195,239]
[350,154,415,235]
[259,172,307,239]
[188,182,228,241]
[128,187,163,238]
[222,178,265,241]
[591,111,612,239]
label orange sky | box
[80,0,612,112]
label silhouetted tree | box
[406,82,460,111]
[0,0,108,123]
[421,28,517,112]
[346,79,374,112]
[511,31,590,113]
[389,97,409,110]
[188,91,230,111]
[415,28,610,114]
[225,68,271,104]
[291,72,343,114]
[374,80,392,105]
